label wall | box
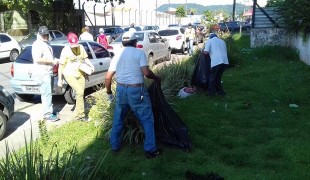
[251,28,310,65]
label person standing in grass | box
[203,33,229,96]
[105,31,161,158]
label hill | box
[157,3,250,15]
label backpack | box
[98,34,108,49]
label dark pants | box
[208,63,227,95]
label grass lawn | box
[2,34,310,179]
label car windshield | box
[104,28,115,33]
[114,32,144,42]
[16,45,64,64]
[143,26,153,30]
[158,30,179,36]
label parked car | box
[143,25,160,32]
[0,33,21,62]
[103,26,124,43]
[0,85,15,140]
[10,40,113,104]
[158,27,186,54]
[123,26,142,32]
[19,30,67,50]
[110,30,171,66]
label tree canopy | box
[175,6,186,18]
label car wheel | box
[148,54,155,68]
[10,49,19,62]
[166,49,171,61]
[0,110,8,140]
[15,93,34,102]
[64,87,76,104]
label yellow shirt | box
[59,44,88,77]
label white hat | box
[99,28,104,33]
[122,31,137,41]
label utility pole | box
[156,0,158,25]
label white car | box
[0,33,21,61]
[158,27,187,54]
[110,30,171,66]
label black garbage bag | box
[148,82,192,150]
[191,51,211,90]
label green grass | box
[1,34,310,179]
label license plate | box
[25,86,40,92]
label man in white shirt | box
[105,31,161,158]
[32,26,59,121]
[79,26,94,41]
[203,33,229,96]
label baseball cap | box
[99,28,104,33]
[122,31,137,41]
[38,26,49,35]
[67,32,79,47]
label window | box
[89,42,109,58]
[154,33,162,42]
[51,46,65,59]
[15,46,33,64]
[80,42,93,59]
[148,34,156,43]
[54,31,63,39]
[158,30,178,36]
[0,34,11,43]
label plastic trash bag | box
[148,82,192,150]
[191,51,211,90]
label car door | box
[148,32,160,61]
[154,33,167,59]
[82,42,111,87]
[0,34,13,59]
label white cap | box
[99,28,104,33]
[122,31,137,41]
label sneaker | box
[44,114,59,122]
[145,149,162,159]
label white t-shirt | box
[79,32,94,41]
[32,39,54,75]
[108,47,148,84]
[204,37,229,68]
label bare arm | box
[105,71,115,94]
[141,66,160,82]
[34,57,56,65]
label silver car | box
[19,30,67,50]
[10,40,113,104]
[110,30,171,66]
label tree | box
[175,6,186,24]
[266,0,285,7]
[203,10,214,22]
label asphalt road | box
[0,44,202,158]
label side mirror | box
[162,38,167,42]
[110,52,115,58]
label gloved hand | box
[107,93,114,101]
[57,79,63,87]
